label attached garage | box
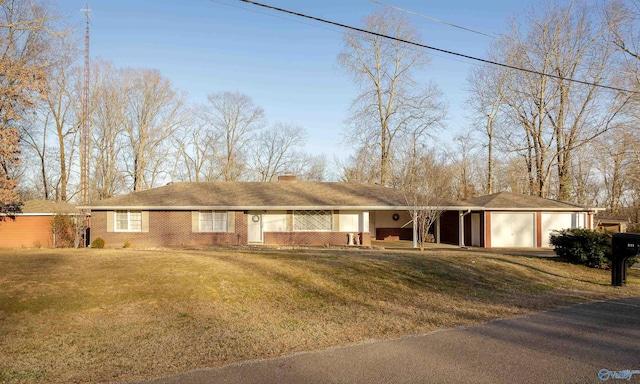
[439,192,600,249]
[540,212,587,247]
[490,212,536,247]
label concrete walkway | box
[132,297,640,384]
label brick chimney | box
[278,175,297,182]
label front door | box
[248,212,263,243]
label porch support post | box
[436,215,441,244]
[458,210,473,247]
[459,210,465,247]
[412,210,418,249]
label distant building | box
[0,200,77,248]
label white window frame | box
[199,211,228,232]
[293,210,333,232]
[114,210,142,232]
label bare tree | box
[41,34,78,201]
[0,0,59,215]
[20,103,53,199]
[90,61,128,199]
[290,153,328,182]
[400,148,453,251]
[490,1,624,200]
[121,69,186,191]
[338,145,379,183]
[604,0,640,94]
[200,91,266,181]
[171,110,222,182]
[466,49,511,195]
[338,8,446,186]
[248,122,306,182]
[599,1,640,224]
[447,135,481,200]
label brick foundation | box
[376,228,413,241]
[264,232,371,246]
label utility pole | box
[80,3,91,247]
[80,3,91,206]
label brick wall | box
[375,228,413,241]
[264,231,371,246]
[90,210,371,248]
[91,211,246,248]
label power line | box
[209,0,344,35]
[369,0,498,39]
[237,0,637,95]
[209,0,480,68]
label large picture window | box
[115,210,142,232]
[293,210,332,231]
[199,211,228,232]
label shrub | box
[550,228,638,268]
[123,241,131,248]
[550,229,611,268]
[91,238,105,249]
[50,214,76,248]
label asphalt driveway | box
[130,297,640,384]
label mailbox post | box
[611,233,640,287]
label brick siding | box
[91,211,246,248]
[90,210,371,248]
[264,231,371,246]
[375,228,413,241]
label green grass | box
[0,247,637,383]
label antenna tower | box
[80,3,91,205]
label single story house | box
[0,200,77,248]
[83,177,465,248]
[83,179,601,249]
[439,192,601,248]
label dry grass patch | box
[0,247,637,383]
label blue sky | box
[57,0,526,165]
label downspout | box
[459,209,471,248]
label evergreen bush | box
[550,228,638,268]
[91,238,105,249]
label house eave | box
[479,207,603,212]
[79,205,480,211]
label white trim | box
[81,205,483,211]
[1,212,81,216]
[479,207,603,212]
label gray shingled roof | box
[87,182,467,210]
[21,200,77,214]
[461,191,591,210]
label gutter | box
[77,205,483,211]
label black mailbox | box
[611,233,640,286]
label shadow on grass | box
[215,247,605,321]
[484,256,609,286]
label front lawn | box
[0,247,637,383]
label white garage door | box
[490,212,535,247]
[541,213,584,247]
